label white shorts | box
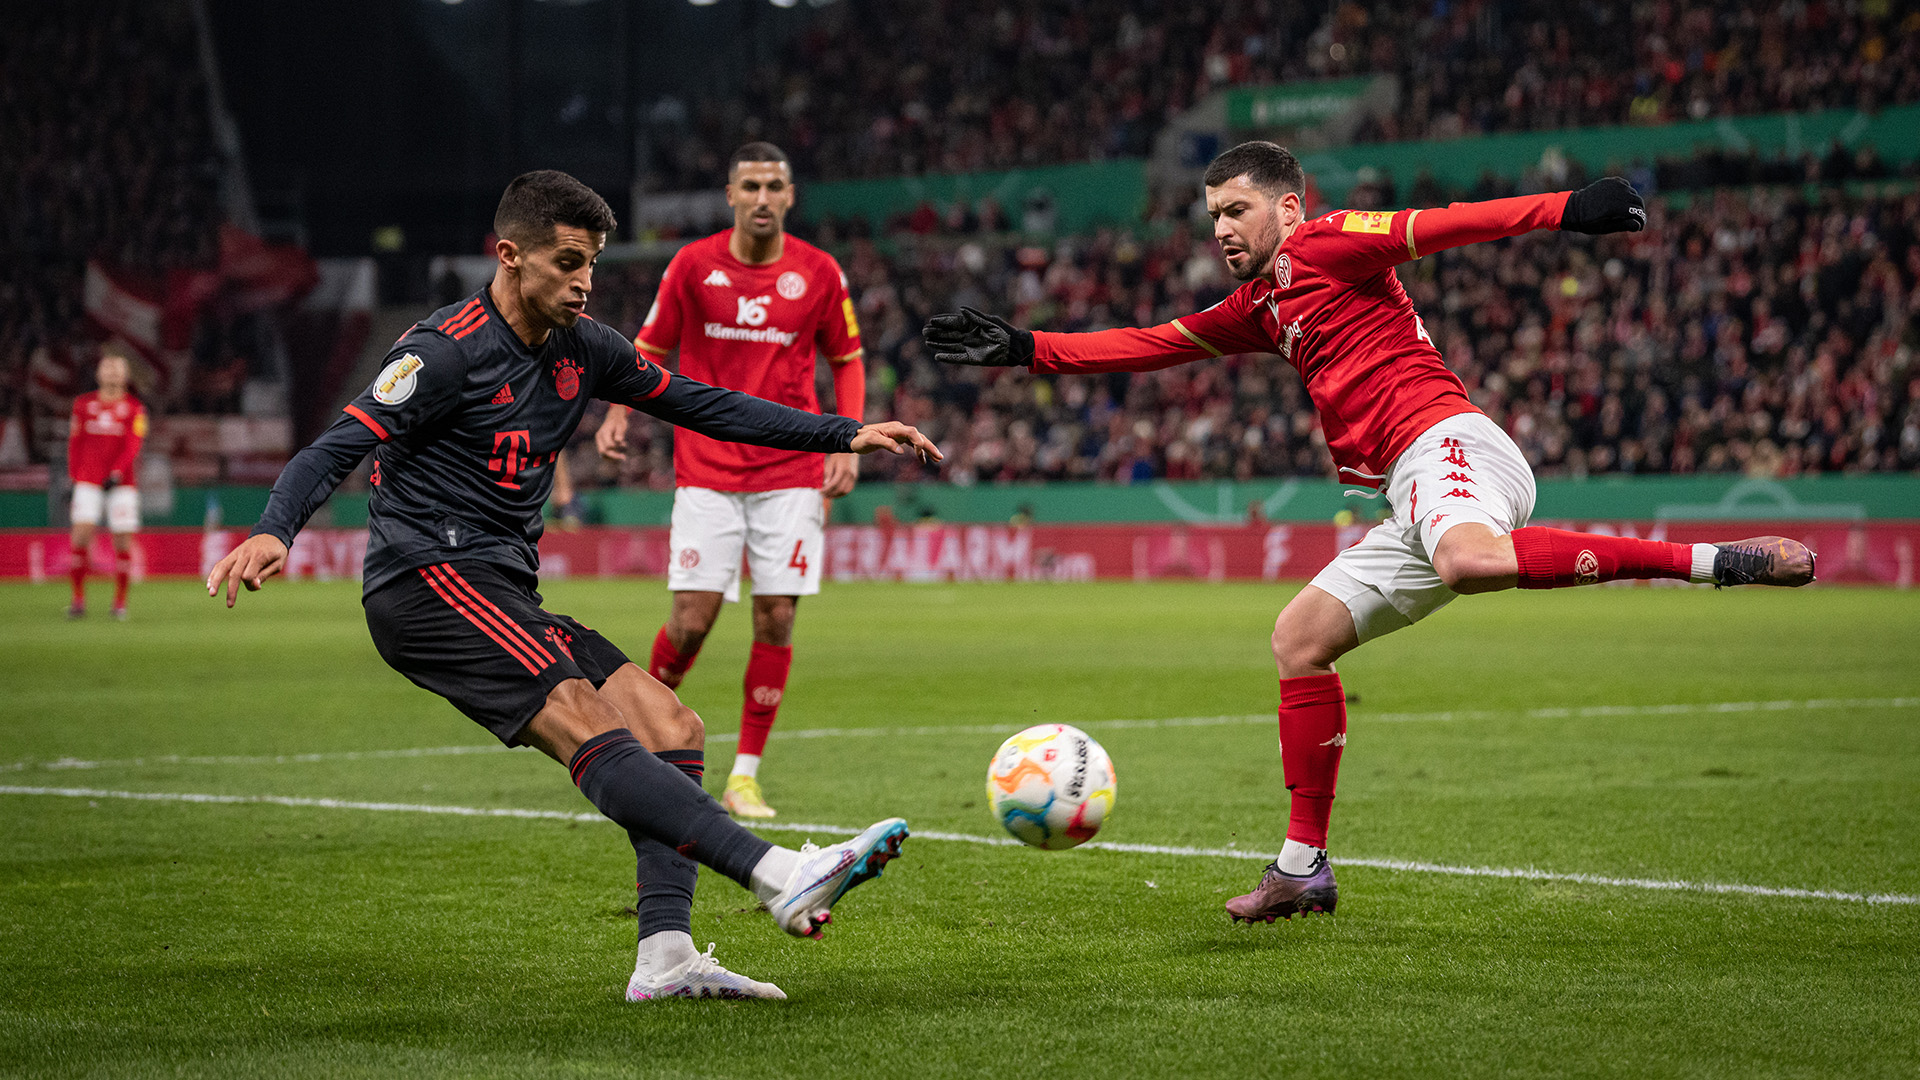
[668,487,825,602]
[1310,412,1536,643]
[70,482,141,533]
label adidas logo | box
[703,269,733,288]
[490,384,514,405]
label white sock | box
[1689,543,1719,584]
[730,753,761,780]
[749,845,802,903]
[632,930,697,981]
[1278,838,1325,876]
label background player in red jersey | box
[66,344,149,619]
[597,142,865,819]
[927,141,1816,925]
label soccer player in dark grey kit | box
[209,171,940,1001]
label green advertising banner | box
[1226,77,1375,130]
[799,159,1148,234]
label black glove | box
[1561,177,1646,235]
[923,307,1034,368]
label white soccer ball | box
[986,723,1116,850]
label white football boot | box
[625,942,786,1002]
[767,818,910,939]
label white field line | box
[4,696,1915,775]
[3,783,1915,908]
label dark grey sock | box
[568,729,771,889]
[632,750,705,941]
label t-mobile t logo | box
[489,430,532,489]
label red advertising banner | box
[2,521,1914,587]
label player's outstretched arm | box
[849,421,942,464]
[207,416,380,607]
[628,370,940,462]
[1329,178,1647,280]
[925,300,1269,377]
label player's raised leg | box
[1226,584,1354,923]
[1433,526,1816,594]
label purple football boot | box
[1226,851,1337,923]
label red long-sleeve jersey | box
[68,390,148,485]
[1031,191,1571,486]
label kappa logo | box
[1428,512,1448,529]
[1440,471,1474,483]
[1441,488,1478,500]
[1440,437,1472,468]
[1410,479,1418,519]
[1575,549,1601,585]
[776,271,807,300]
[1320,733,1347,747]
[703,269,733,288]
[1273,253,1293,289]
[751,686,784,707]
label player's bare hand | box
[206,534,289,608]
[849,422,943,465]
[822,452,860,497]
[595,405,631,461]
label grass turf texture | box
[1,578,1916,1078]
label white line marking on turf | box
[3,784,1915,907]
[5,696,1913,774]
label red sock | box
[1509,527,1694,589]
[69,547,87,606]
[1278,673,1346,849]
[737,642,792,758]
[113,550,132,608]
[648,626,699,688]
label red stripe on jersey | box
[641,363,671,399]
[437,564,556,665]
[450,313,490,340]
[417,567,541,674]
[440,300,484,335]
[342,404,390,440]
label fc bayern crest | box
[554,357,580,400]
[776,271,807,301]
[1273,253,1293,289]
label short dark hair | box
[494,170,616,247]
[729,142,791,177]
[1203,141,1305,198]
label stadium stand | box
[647,0,1920,184]
[0,0,226,471]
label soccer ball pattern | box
[986,724,1117,850]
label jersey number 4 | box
[787,540,809,576]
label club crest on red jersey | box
[553,357,580,401]
[1273,253,1292,289]
[776,271,807,301]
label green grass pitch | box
[2,577,1917,1078]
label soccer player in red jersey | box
[926,142,1815,923]
[597,143,866,820]
[66,345,149,619]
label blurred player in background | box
[66,344,149,619]
[597,142,865,820]
[927,141,1815,926]
[209,170,937,1001]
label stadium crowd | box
[647,0,1920,186]
[0,0,225,460]
[579,182,1920,491]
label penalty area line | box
[3,783,1914,908]
[5,696,1913,774]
